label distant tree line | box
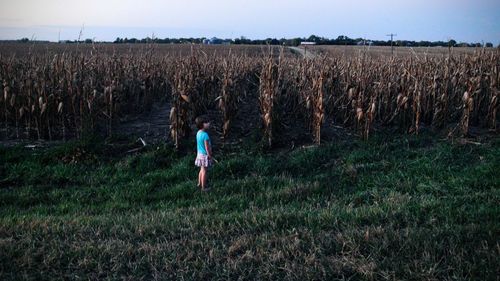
[4,35,497,48]
[112,35,496,48]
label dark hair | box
[195,115,209,129]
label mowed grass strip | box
[0,132,498,280]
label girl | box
[194,116,213,192]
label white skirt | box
[194,153,212,168]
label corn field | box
[1,45,498,146]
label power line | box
[386,33,397,55]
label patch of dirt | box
[115,102,171,144]
[0,101,172,148]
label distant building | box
[300,42,316,45]
[203,37,224,45]
[357,40,373,46]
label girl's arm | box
[204,140,212,158]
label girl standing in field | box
[195,116,213,192]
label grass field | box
[1,130,498,280]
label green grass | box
[0,132,499,280]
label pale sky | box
[0,0,499,44]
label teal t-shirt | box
[196,130,211,155]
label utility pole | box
[386,33,397,55]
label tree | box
[291,38,301,46]
[307,35,320,43]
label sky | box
[0,0,499,44]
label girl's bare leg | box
[200,166,207,189]
[198,168,202,187]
